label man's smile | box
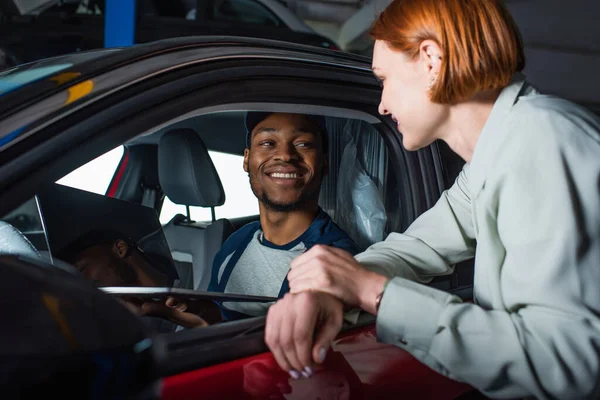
[264,166,306,183]
[268,172,303,179]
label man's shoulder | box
[229,220,261,239]
[214,221,261,261]
[311,210,359,255]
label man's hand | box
[121,297,218,329]
[287,245,386,312]
[265,291,343,378]
[139,297,209,328]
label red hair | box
[370,0,525,104]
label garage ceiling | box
[297,0,600,109]
[2,0,599,108]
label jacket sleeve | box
[374,111,600,399]
[355,163,476,281]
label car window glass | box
[160,151,258,224]
[210,0,280,26]
[56,146,124,195]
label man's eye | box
[296,142,312,148]
[259,141,274,147]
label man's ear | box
[113,239,131,259]
[243,148,250,173]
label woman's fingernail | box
[318,347,327,363]
[304,366,313,377]
[290,370,300,379]
[301,371,310,378]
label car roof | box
[0,36,374,151]
[0,35,370,112]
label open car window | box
[2,106,391,324]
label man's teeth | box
[271,173,298,178]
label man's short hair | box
[244,112,328,153]
[58,229,132,263]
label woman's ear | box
[113,239,131,259]
[419,40,443,86]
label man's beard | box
[249,170,319,212]
[258,190,306,212]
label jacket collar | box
[467,73,528,196]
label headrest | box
[0,221,41,259]
[158,129,225,208]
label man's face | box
[71,243,137,287]
[243,113,327,212]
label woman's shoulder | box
[507,88,600,148]
[515,91,595,117]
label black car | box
[0,36,482,398]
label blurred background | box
[1,0,599,110]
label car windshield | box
[0,49,121,96]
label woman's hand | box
[265,291,344,377]
[287,245,388,313]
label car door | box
[0,39,478,399]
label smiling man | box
[207,112,358,321]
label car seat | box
[158,128,234,291]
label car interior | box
[0,102,471,375]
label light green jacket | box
[355,75,600,399]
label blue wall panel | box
[104,0,136,48]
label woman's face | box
[372,40,447,151]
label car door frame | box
[0,45,478,397]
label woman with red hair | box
[265,0,600,398]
